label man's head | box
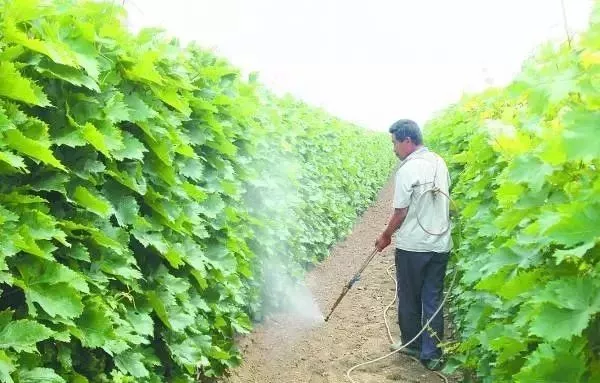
[389,119,423,160]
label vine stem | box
[561,0,572,48]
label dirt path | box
[223,177,454,383]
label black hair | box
[389,119,423,145]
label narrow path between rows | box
[223,177,454,383]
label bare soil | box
[222,177,457,383]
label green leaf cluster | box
[0,0,395,381]
[426,3,600,381]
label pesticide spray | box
[261,260,324,325]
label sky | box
[122,0,594,131]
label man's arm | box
[375,207,408,252]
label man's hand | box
[375,233,391,252]
[375,208,408,252]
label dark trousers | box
[395,248,449,360]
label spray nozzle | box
[349,274,361,287]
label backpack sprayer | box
[321,151,459,382]
[324,151,450,323]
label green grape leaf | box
[103,92,130,123]
[3,21,77,67]
[82,123,111,158]
[24,283,83,319]
[71,301,114,349]
[562,109,600,161]
[125,310,154,338]
[29,172,69,195]
[0,62,50,106]
[16,256,89,294]
[14,229,54,260]
[209,346,230,360]
[66,242,91,262]
[67,38,100,80]
[102,182,139,227]
[198,194,225,219]
[500,269,543,300]
[162,244,185,269]
[20,210,68,245]
[545,69,579,104]
[146,291,171,330]
[165,305,194,332]
[529,305,585,342]
[149,86,191,116]
[530,277,600,341]
[18,368,66,383]
[124,93,158,122]
[114,351,149,378]
[168,335,211,373]
[544,202,600,246]
[489,335,527,365]
[35,60,99,92]
[4,129,66,171]
[97,248,143,281]
[205,242,236,275]
[125,53,165,85]
[207,135,238,157]
[0,350,15,383]
[0,150,27,172]
[2,0,50,22]
[533,277,600,310]
[178,158,204,181]
[506,155,554,192]
[73,186,113,218]
[103,92,130,124]
[0,320,54,353]
[552,241,596,264]
[495,182,525,207]
[112,132,147,161]
[106,162,148,195]
[514,341,586,382]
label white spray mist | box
[247,126,325,327]
[261,259,324,326]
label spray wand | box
[324,248,378,322]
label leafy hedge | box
[426,4,600,382]
[0,1,395,382]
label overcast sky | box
[123,0,594,131]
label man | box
[375,119,452,371]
